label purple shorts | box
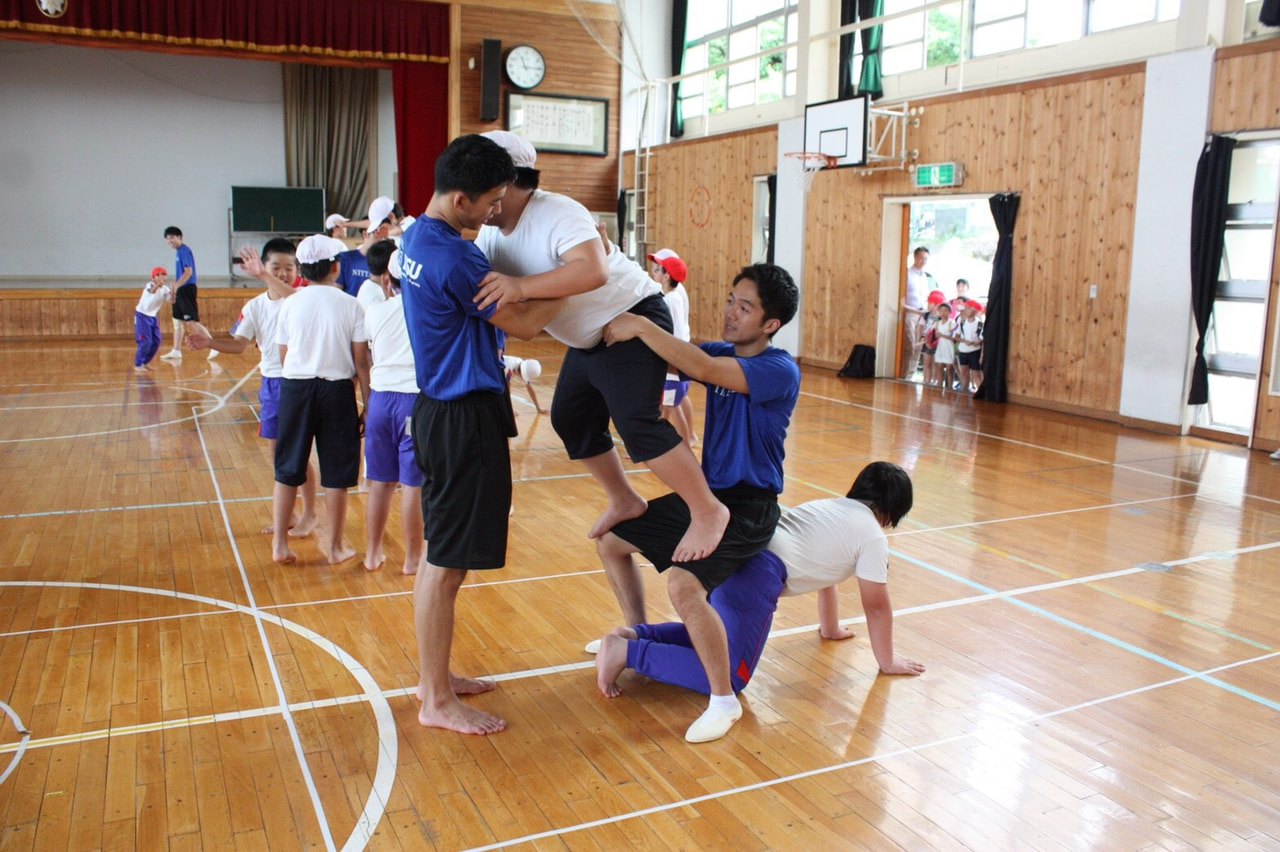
[364,390,423,486]
[258,376,281,439]
[662,379,689,407]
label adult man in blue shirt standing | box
[398,134,561,736]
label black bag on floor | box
[838,344,876,378]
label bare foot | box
[401,554,423,576]
[288,513,318,538]
[133,366,148,374]
[450,673,497,695]
[272,543,296,564]
[587,492,648,540]
[326,542,357,565]
[596,631,630,698]
[671,501,730,563]
[418,698,506,735]
[364,550,385,572]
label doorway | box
[1192,140,1280,437]
[877,195,998,381]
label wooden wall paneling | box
[458,6,622,213]
[642,128,777,343]
[1209,41,1280,134]
[0,290,255,341]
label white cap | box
[367,196,395,233]
[518,359,542,383]
[296,235,348,264]
[388,249,405,281]
[481,130,537,169]
[324,214,349,230]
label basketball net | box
[784,152,836,194]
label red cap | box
[646,248,688,283]
[926,289,945,305]
[150,266,167,278]
[969,299,984,312]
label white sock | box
[709,694,739,715]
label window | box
[965,0,1179,59]
[874,0,961,76]
[682,0,798,118]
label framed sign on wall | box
[506,92,608,156]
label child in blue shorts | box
[185,238,318,537]
[134,266,172,373]
[360,240,425,575]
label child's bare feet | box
[272,542,296,564]
[417,698,505,735]
[595,630,631,698]
[364,549,385,572]
[672,501,730,563]
[401,554,423,576]
[325,540,357,565]
[588,492,648,540]
[289,512,318,538]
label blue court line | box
[891,548,1280,713]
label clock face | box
[505,45,545,90]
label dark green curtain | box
[857,0,883,101]
[838,0,857,100]
[670,0,688,138]
[1188,135,1237,405]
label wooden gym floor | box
[0,336,1278,850]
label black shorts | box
[550,294,681,464]
[274,378,361,489]
[609,485,780,593]
[412,389,517,571]
[957,349,982,368]
[172,284,199,322]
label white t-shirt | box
[276,284,367,380]
[662,282,691,381]
[768,498,888,595]
[233,291,286,378]
[475,190,660,349]
[357,279,386,310]
[956,316,983,353]
[135,282,171,317]
[364,294,418,394]
[904,266,930,311]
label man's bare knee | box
[596,531,634,560]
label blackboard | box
[230,186,326,233]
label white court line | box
[797,389,1280,507]
[0,701,31,785]
[192,404,361,852]
[461,647,1280,851]
[0,371,258,444]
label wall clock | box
[505,44,546,90]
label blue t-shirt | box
[399,216,505,400]
[697,342,800,493]
[335,249,370,297]
[175,243,196,285]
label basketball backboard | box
[803,96,869,168]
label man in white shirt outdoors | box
[272,235,371,566]
[901,246,933,380]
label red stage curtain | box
[393,61,448,217]
[0,0,447,65]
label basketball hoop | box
[784,151,837,193]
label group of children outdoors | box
[901,245,986,393]
[131,132,925,746]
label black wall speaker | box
[480,39,502,122]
